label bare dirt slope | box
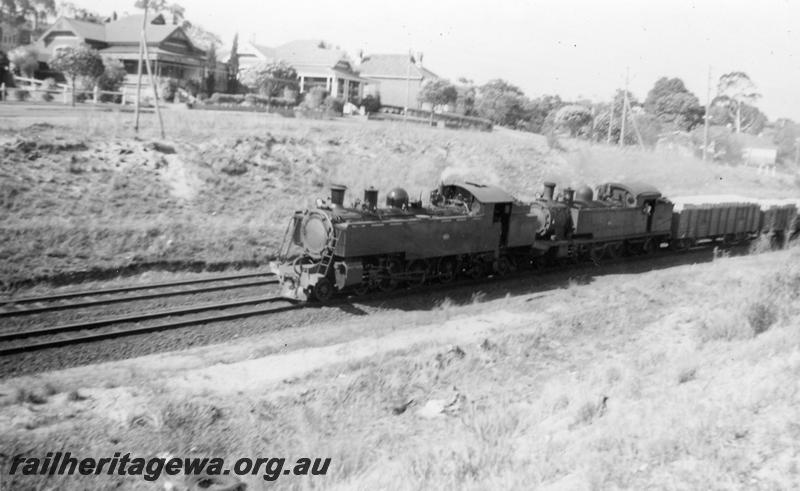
[1,247,798,489]
[2,110,798,286]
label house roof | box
[358,54,438,79]
[733,133,777,150]
[34,13,202,59]
[103,14,182,44]
[274,40,349,68]
[61,17,107,42]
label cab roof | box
[600,182,662,199]
[443,181,516,203]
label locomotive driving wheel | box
[437,258,457,284]
[495,256,512,276]
[606,242,623,259]
[378,258,402,292]
[589,244,606,265]
[406,260,428,288]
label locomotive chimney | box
[563,187,575,207]
[330,184,347,207]
[543,182,556,201]
[364,187,378,211]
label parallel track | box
[0,272,277,317]
[0,297,299,356]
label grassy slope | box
[1,110,798,286]
[1,247,798,489]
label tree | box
[709,97,766,134]
[49,44,104,105]
[204,43,216,95]
[2,0,55,29]
[57,1,101,21]
[227,32,239,92]
[554,104,593,137]
[455,77,476,116]
[8,45,38,77]
[97,56,127,101]
[135,1,221,49]
[644,77,704,131]
[240,61,298,99]
[475,79,527,127]
[417,78,457,110]
[717,72,760,133]
[523,94,562,133]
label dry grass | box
[2,250,800,489]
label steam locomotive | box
[270,181,799,302]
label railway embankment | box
[2,111,798,288]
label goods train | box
[270,181,799,302]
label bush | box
[324,96,344,114]
[300,86,327,111]
[361,94,381,114]
[13,89,29,101]
[159,78,179,102]
[746,300,777,335]
[207,93,245,105]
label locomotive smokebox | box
[364,187,378,210]
[563,187,575,207]
[330,184,347,207]
[543,182,556,201]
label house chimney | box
[543,182,555,201]
[415,51,423,67]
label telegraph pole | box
[133,1,147,132]
[404,49,411,122]
[703,65,712,162]
[619,67,629,147]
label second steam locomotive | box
[270,180,798,302]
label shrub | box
[300,86,327,110]
[324,96,344,114]
[159,78,179,102]
[361,94,381,114]
[208,93,245,105]
[13,88,29,101]
[746,300,777,335]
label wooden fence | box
[1,76,126,104]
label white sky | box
[79,0,800,121]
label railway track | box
[0,272,277,317]
[0,296,299,356]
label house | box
[29,14,225,91]
[228,39,368,102]
[735,133,777,172]
[1,20,34,53]
[357,53,439,109]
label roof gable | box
[359,54,438,79]
[273,40,350,69]
[40,16,106,44]
[104,14,183,44]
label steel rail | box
[0,279,277,317]
[0,299,300,356]
[0,296,285,342]
[0,272,275,306]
